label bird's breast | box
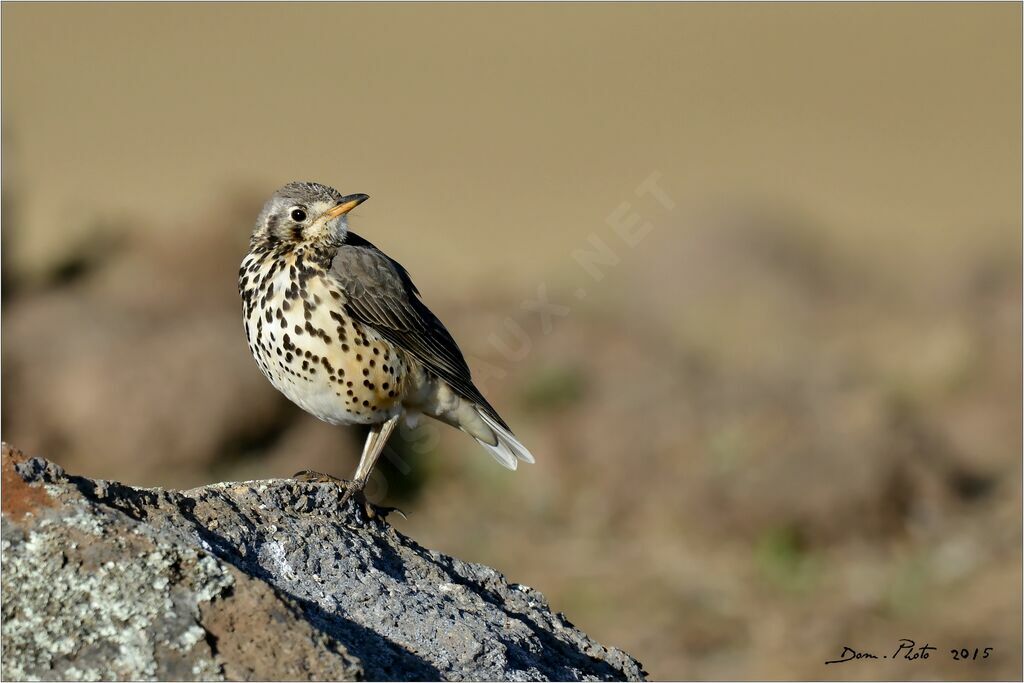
[240,248,409,425]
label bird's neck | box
[249,235,336,269]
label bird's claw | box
[340,484,407,522]
[292,469,346,484]
[292,470,405,522]
[369,503,407,521]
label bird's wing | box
[329,232,509,430]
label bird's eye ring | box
[290,208,307,222]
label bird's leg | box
[339,414,401,516]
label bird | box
[239,181,534,514]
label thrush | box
[239,181,534,513]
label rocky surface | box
[0,444,646,681]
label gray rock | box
[1,445,646,681]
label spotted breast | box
[239,243,408,426]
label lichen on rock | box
[1,445,645,681]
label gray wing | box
[330,232,509,430]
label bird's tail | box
[472,408,536,470]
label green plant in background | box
[754,524,821,594]
[519,366,588,414]
[707,424,751,475]
[370,424,436,505]
[883,553,931,617]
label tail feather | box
[473,409,536,470]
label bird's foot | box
[292,469,345,484]
[339,481,407,522]
[359,499,407,522]
[291,470,406,522]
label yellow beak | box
[325,193,369,219]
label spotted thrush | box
[239,182,534,510]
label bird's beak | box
[325,193,369,219]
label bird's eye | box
[290,208,307,222]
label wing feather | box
[330,232,510,430]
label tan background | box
[3,4,1021,680]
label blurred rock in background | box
[2,4,1021,680]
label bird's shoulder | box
[328,232,461,367]
[330,231,420,302]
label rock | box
[1,445,646,681]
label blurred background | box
[2,4,1021,680]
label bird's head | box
[253,181,367,247]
